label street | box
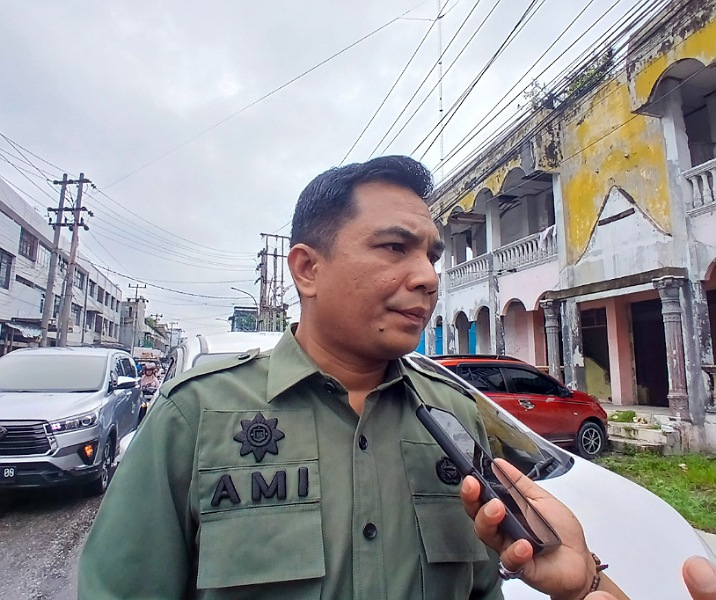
[0,488,99,600]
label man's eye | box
[429,254,441,265]
[385,243,405,253]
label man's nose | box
[409,254,439,295]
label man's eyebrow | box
[372,226,445,253]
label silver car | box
[0,347,142,495]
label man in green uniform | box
[79,156,617,599]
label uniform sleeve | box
[78,393,197,599]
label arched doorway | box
[476,307,491,354]
[455,312,470,354]
[706,260,716,354]
[503,300,530,361]
[434,317,444,355]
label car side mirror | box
[559,387,572,398]
[112,376,138,391]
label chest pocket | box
[196,408,325,599]
[401,439,490,600]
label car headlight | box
[50,411,99,432]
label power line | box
[415,0,546,159]
[435,0,674,193]
[432,9,703,221]
[339,4,442,164]
[435,0,662,178]
[368,0,492,158]
[435,0,626,174]
[103,0,433,190]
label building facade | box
[0,178,122,352]
[427,0,716,450]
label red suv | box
[432,354,608,459]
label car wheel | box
[87,439,114,496]
[576,422,605,459]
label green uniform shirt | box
[79,329,502,599]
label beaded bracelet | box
[587,552,609,594]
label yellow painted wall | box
[561,78,670,264]
[634,17,716,109]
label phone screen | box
[416,404,561,554]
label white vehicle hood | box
[504,455,716,599]
[0,391,101,422]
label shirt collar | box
[267,324,413,401]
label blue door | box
[435,325,443,355]
[415,330,426,355]
[469,322,476,354]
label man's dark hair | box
[290,155,434,254]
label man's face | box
[310,180,443,361]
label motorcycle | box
[138,384,157,424]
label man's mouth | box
[395,307,428,325]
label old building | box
[427,0,716,450]
[0,178,122,352]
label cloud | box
[0,0,641,337]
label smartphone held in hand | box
[416,404,562,555]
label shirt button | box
[358,435,368,451]
[362,522,378,540]
[324,381,337,394]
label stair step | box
[609,436,666,455]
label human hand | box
[584,556,716,600]
[460,458,598,600]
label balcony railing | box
[683,157,716,214]
[495,226,557,271]
[445,227,557,290]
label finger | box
[583,593,618,600]
[683,556,716,599]
[460,476,482,519]
[499,538,533,572]
[473,498,507,550]
[493,458,551,501]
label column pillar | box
[485,198,502,252]
[654,276,690,420]
[561,299,585,390]
[604,297,636,405]
[541,299,562,382]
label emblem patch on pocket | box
[234,412,285,462]
[436,456,461,485]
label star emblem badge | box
[234,412,285,462]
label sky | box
[0,0,646,339]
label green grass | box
[595,453,716,533]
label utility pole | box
[57,173,92,347]
[168,320,179,350]
[129,283,147,351]
[40,175,69,346]
[257,233,289,331]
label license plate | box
[0,466,16,482]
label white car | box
[118,333,714,599]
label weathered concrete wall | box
[572,186,675,287]
[560,75,672,267]
[691,212,716,279]
[498,260,559,314]
[628,0,716,112]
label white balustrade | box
[494,227,557,272]
[683,158,716,213]
[446,253,490,289]
[444,227,557,290]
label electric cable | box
[435,0,666,179]
[103,0,433,190]
[414,0,546,160]
[368,0,492,158]
[339,3,443,164]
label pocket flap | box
[413,497,488,563]
[197,504,325,589]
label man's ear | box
[288,243,320,299]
